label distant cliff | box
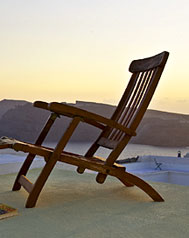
[0,99,27,119]
[0,99,189,147]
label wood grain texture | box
[129,51,169,72]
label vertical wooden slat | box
[129,67,161,130]
[108,72,142,141]
[123,70,154,127]
[114,70,154,142]
[117,72,145,126]
[112,72,147,141]
[108,69,155,143]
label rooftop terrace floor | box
[1,166,189,238]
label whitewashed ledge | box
[123,155,189,186]
[1,153,189,186]
[135,155,189,172]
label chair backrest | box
[96,51,169,164]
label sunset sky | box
[1,0,189,114]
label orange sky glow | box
[1,0,189,114]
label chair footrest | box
[18,175,34,193]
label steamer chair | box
[0,51,169,208]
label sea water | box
[0,142,188,164]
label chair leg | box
[77,142,100,174]
[116,171,164,202]
[25,157,58,208]
[117,177,134,187]
[96,173,107,184]
[12,154,37,191]
[25,117,81,208]
[12,113,58,191]
[96,172,134,187]
[77,167,85,174]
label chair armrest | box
[33,101,49,110]
[33,101,105,130]
[33,101,136,136]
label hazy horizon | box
[1,1,189,114]
[1,97,189,115]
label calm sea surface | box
[46,142,189,160]
[0,142,189,164]
[62,142,189,159]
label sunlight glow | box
[1,0,189,113]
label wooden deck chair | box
[0,51,169,208]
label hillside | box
[0,99,27,119]
[0,99,189,147]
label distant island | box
[0,99,189,147]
